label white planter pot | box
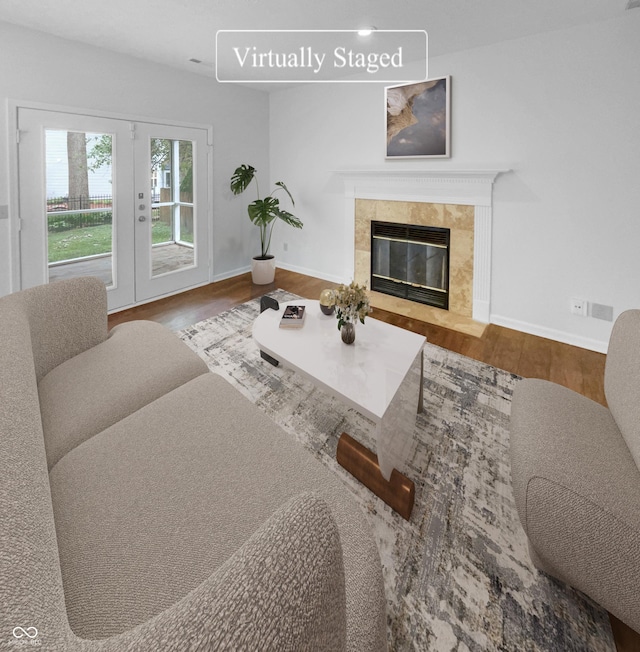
[251,256,276,285]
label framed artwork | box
[385,76,451,158]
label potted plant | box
[230,164,303,285]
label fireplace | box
[337,168,506,331]
[370,221,450,310]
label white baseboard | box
[472,299,490,324]
[275,261,345,285]
[213,262,343,286]
[490,314,609,354]
[108,279,211,315]
[211,265,251,283]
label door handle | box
[138,216,146,222]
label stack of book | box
[279,305,306,329]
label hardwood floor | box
[108,269,638,651]
[111,270,607,405]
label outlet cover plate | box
[570,297,587,316]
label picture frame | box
[385,76,451,158]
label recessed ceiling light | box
[357,27,377,37]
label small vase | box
[341,321,356,345]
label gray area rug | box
[178,290,614,652]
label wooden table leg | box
[336,432,415,520]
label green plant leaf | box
[230,164,256,195]
[274,208,303,229]
[274,181,295,207]
[247,197,279,226]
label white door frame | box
[7,99,213,309]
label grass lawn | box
[47,222,190,263]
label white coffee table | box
[253,299,425,519]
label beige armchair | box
[510,309,640,633]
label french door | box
[16,107,210,311]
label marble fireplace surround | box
[337,169,506,336]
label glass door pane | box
[133,121,209,303]
[46,130,114,286]
[18,110,209,310]
[18,108,136,311]
[150,138,195,277]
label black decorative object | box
[259,296,280,366]
[260,296,280,313]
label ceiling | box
[0,0,632,85]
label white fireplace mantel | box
[335,168,509,324]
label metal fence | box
[47,195,113,232]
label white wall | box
[0,20,270,297]
[269,13,640,352]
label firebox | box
[370,221,450,310]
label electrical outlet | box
[570,297,588,316]
[283,242,288,252]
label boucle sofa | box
[0,277,387,651]
[510,309,640,633]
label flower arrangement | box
[334,281,371,330]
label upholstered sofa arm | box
[13,277,108,382]
[510,379,640,536]
[78,493,347,652]
[510,378,640,630]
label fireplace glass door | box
[371,221,450,310]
